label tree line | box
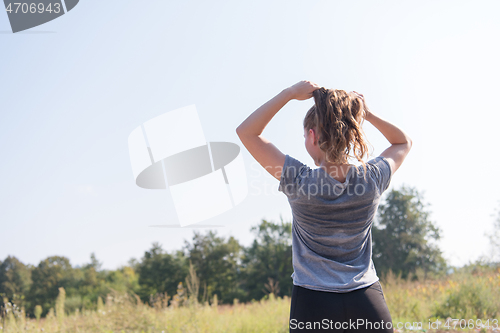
[3,185,484,318]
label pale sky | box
[1,0,499,270]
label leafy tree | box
[104,265,139,294]
[241,217,293,301]
[127,258,140,271]
[372,185,447,280]
[184,231,244,304]
[0,256,32,307]
[86,252,102,272]
[78,253,103,293]
[71,253,108,311]
[26,256,75,317]
[136,242,188,304]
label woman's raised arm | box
[354,92,412,173]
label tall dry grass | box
[1,265,499,333]
[381,265,500,331]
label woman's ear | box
[310,127,319,145]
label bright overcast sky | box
[1,0,499,270]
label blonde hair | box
[303,87,372,176]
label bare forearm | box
[365,111,412,145]
[236,88,293,136]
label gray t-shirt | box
[278,155,392,292]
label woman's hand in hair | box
[287,80,321,101]
[351,91,372,121]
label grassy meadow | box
[1,264,499,333]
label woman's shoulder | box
[356,156,392,193]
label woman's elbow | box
[236,125,244,137]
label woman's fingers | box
[289,80,321,100]
[308,80,321,89]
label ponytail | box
[303,88,372,177]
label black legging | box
[289,281,394,333]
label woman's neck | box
[319,160,353,179]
